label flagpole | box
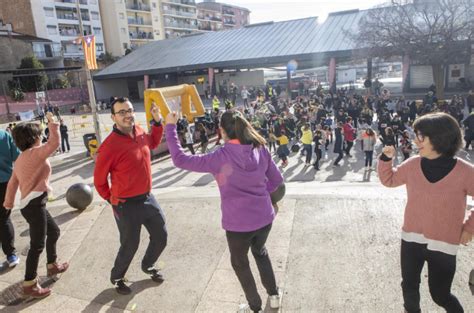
[76,0,102,144]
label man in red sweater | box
[94,98,166,295]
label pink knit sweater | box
[378,156,474,255]
[3,123,60,209]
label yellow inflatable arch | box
[144,84,205,129]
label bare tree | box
[352,0,474,99]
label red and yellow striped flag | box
[81,35,98,70]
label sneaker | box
[269,288,282,309]
[237,303,262,313]
[23,280,51,299]
[7,254,19,267]
[47,261,69,280]
[143,267,164,283]
[112,278,132,295]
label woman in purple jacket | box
[165,110,283,313]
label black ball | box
[270,183,286,204]
[291,144,300,153]
[66,183,93,210]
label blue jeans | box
[364,151,373,167]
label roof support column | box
[144,74,149,90]
[208,67,216,97]
[328,57,337,93]
[402,54,410,93]
[286,67,291,104]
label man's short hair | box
[12,122,43,151]
[110,97,130,114]
[413,112,462,158]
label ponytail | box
[221,110,266,148]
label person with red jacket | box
[94,98,167,295]
[343,117,356,157]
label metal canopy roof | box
[94,9,367,80]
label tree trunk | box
[432,64,445,101]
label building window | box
[44,7,54,17]
[91,11,99,20]
[152,2,157,8]
[123,43,128,49]
[47,25,57,35]
[96,43,103,51]
[89,0,97,4]
[93,27,101,35]
[154,16,159,22]
[119,13,125,19]
[121,28,126,34]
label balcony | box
[222,9,235,16]
[223,19,236,26]
[126,3,151,12]
[129,31,154,39]
[162,9,196,18]
[197,15,222,22]
[33,43,63,59]
[164,21,197,30]
[162,0,196,7]
[55,0,88,4]
[56,12,90,21]
[127,18,152,26]
[59,28,79,36]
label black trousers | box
[21,192,60,281]
[345,141,354,155]
[314,148,322,169]
[61,135,70,152]
[334,151,343,165]
[0,182,15,257]
[401,240,463,313]
[226,223,278,311]
[111,193,167,281]
[186,143,195,155]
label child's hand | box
[382,145,396,158]
[460,230,472,245]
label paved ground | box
[0,105,473,312]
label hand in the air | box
[46,112,55,123]
[382,145,396,159]
[165,111,179,125]
[151,103,162,122]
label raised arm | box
[165,123,220,174]
[377,146,409,188]
[37,113,60,159]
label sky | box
[198,0,389,23]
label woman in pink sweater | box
[3,112,68,299]
[378,112,473,313]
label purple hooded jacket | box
[165,124,283,232]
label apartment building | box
[0,0,105,61]
[99,0,164,57]
[197,0,250,32]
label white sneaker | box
[237,304,252,313]
[237,303,262,313]
[269,288,282,309]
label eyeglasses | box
[113,108,134,116]
[415,131,424,142]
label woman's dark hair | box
[385,127,394,136]
[12,122,43,151]
[220,110,266,147]
[366,128,375,136]
[413,112,462,158]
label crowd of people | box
[181,84,474,174]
